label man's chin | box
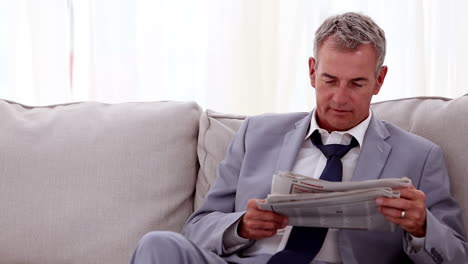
[318,112,356,131]
[328,119,356,132]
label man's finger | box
[378,205,408,219]
[245,220,284,231]
[247,199,263,209]
[398,188,425,201]
[245,199,288,226]
[248,210,287,224]
[376,197,411,210]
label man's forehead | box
[317,41,377,61]
[315,42,378,78]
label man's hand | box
[376,183,427,237]
[238,199,288,240]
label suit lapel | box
[352,114,392,181]
[274,111,313,173]
[273,111,391,181]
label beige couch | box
[0,95,466,264]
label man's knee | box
[138,231,187,252]
[131,231,194,263]
[131,231,227,264]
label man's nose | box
[332,85,350,105]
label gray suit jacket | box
[183,111,467,264]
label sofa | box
[0,95,466,264]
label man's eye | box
[325,80,335,84]
[353,82,364,87]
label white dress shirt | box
[223,110,425,263]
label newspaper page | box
[257,171,412,231]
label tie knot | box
[311,130,359,159]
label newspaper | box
[257,171,412,232]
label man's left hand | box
[376,184,427,237]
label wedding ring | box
[401,210,406,218]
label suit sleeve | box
[405,145,467,263]
[182,118,254,256]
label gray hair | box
[313,12,386,74]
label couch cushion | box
[0,100,201,264]
[194,110,245,209]
[195,95,467,231]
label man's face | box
[309,41,388,132]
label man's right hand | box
[238,199,288,240]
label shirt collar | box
[304,109,372,146]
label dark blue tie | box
[267,131,358,264]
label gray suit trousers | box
[129,231,229,264]
[130,231,336,264]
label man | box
[130,12,467,264]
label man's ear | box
[309,57,317,88]
[374,65,388,95]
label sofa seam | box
[1,99,201,110]
[200,112,210,184]
[371,96,456,106]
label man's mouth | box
[330,108,351,113]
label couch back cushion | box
[0,100,201,264]
[371,95,468,231]
[194,110,246,209]
[195,95,468,231]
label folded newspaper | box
[257,171,412,232]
